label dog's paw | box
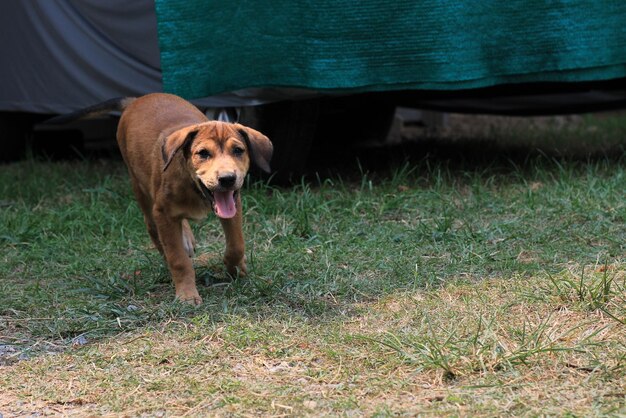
[175,288,202,305]
[224,250,246,278]
[225,256,247,278]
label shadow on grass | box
[307,135,625,184]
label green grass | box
[1,123,625,416]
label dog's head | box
[162,121,272,219]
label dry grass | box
[1,267,623,417]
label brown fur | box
[114,93,272,304]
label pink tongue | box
[213,191,236,219]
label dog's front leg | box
[219,194,247,277]
[153,208,202,305]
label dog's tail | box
[43,97,137,125]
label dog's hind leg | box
[181,219,196,258]
[130,184,164,254]
[144,216,164,255]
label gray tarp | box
[0,0,311,112]
[0,0,161,114]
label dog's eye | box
[232,146,245,157]
[197,149,212,159]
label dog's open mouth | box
[212,190,238,219]
[198,182,238,219]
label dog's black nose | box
[218,173,237,188]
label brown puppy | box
[50,93,273,304]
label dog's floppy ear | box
[162,126,199,171]
[236,125,273,173]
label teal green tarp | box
[155,1,626,100]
